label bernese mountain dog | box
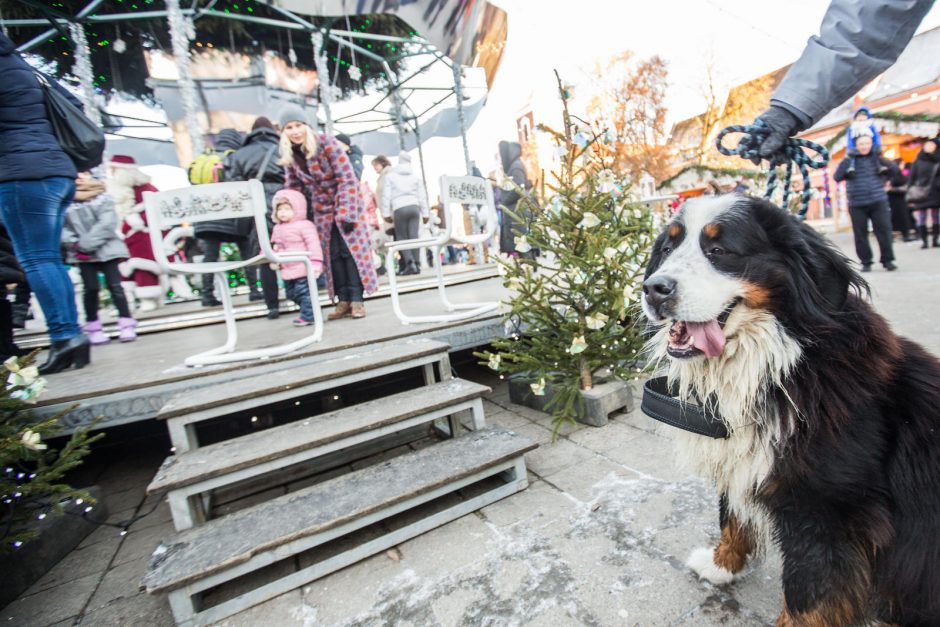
[641,194,940,626]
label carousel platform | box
[27,264,507,433]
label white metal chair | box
[385,175,500,324]
[143,180,323,367]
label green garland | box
[657,165,764,191]
[823,111,940,152]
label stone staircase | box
[141,338,536,626]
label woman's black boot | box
[38,334,91,375]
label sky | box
[462,0,940,171]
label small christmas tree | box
[478,71,655,430]
[0,356,103,552]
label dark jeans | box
[393,205,422,266]
[284,277,313,321]
[849,200,894,266]
[200,236,253,297]
[248,229,280,311]
[330,223,364,303]
[0,177,80,341]
[79,260,132,321]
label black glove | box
[339,220,356,234]
[749,105,806,165]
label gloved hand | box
[749,105,806,164]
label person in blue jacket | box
[0,32,91,374]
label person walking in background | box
[0,31,90,374]
[887,159,915,242]
[359,179,387,276]
[498,140,532,256]
[833,131,901,272]
[843,107,891,176]
[0,226,27,362]
[107,155,163,312]
[62,170,138,344]
[380,152,429,276]
[191,128,257,307]
[225,116,284,318]
[906,138,940,249]
[279,106,377,320]
[269,190,323,327]
[372,155,393,238]
[335,133,365,181]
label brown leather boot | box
[351,302,366,319]
[327,301,352,320]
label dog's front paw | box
[686,546,737,585]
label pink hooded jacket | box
[270,189,324,280]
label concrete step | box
[148,378,490,530]
[141,426,536,626]
[158,338,453,453]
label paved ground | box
[2,230,937,627]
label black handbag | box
[34,72,105,171]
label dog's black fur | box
[646,197,940,626]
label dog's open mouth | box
[666,299,740,359]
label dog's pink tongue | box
[686,320,726,357]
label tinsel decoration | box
[452,63,472,175]
[166,0,204,155]
[311,30,333,135]
[68,22,101,127]
[113,25,127,54]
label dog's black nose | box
[643,275,677,309]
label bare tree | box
[694,53,726,166]
[588,51,674,183]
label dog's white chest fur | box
[655,307,803,548]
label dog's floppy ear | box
[794,221,866,313]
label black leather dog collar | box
[641,376,729,439]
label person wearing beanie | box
[379,151,430,276]
[278,106,377,320]
[270,189,323,326]
[1,31,90,373]
[834,132,901,272]
[191,129,258,306]
[226,117,285,317]
[62,170,138,343]
[278,105,311,130]
[334,132,365,181]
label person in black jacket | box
[225,116,285,318]
[0,226,26,362]
[0,32,90,374]
[192,128,253,306]
[833,131,901,272]
[498,140,532,255]
[906,139,940,249]
[335,133,365,181]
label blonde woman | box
[278,106,377,319]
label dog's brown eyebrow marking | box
[668,222,682,238]
[703,222,720,239]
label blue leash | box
[715,120,829,218]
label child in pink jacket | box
[270,189,323,326]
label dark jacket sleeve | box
[833,158,851,183]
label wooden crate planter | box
[508,376,635,427]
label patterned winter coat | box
[284,134,378,299]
